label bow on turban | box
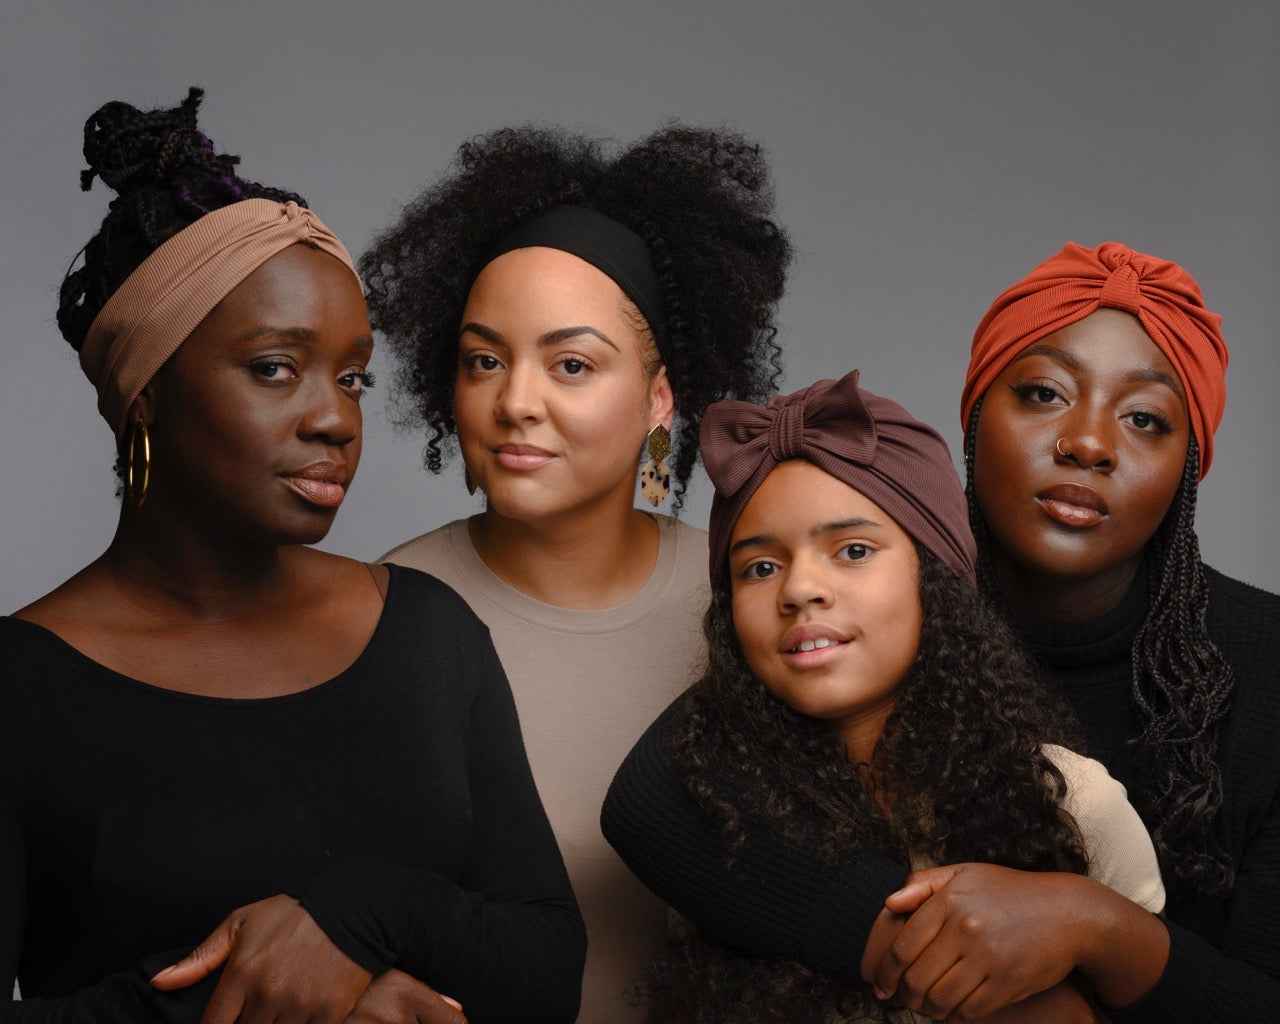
[702,370,976,584]
[961,241,1228,480]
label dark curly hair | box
[965,402,1235,897]
[56,87,307,482]
[359,125,791,509]
[652,547,1088,1021]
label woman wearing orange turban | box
[604,241,1279,1023]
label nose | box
[777,551,835,612]
[299,379,360,447]
[494,362,546,424]
[1054,403,1116,473]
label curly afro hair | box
[653,547,1089,1021]
[360,124,791,509]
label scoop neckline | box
[2,564,402,706]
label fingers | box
[883,864,963,915]
[870,889,950,999]
[151,912,243,990]
[340,970,466,1024]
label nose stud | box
[1056,437,1068,457]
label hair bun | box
[79,86,235,194]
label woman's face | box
[141,243,373,545]
[729,461,922,757]
[453,246,672,525]
[973,308,1189,587]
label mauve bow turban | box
[702,370,976,585]
[961,241,1228,480]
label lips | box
[282,462,348,509]
[493,444,556,471]
[779,623,851,668]
[1036,483,1109,528]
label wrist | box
[1073,876,1170,1008]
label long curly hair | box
[57,87,307,481]
[359,125,791,509]
[965,401,1235,897]
[654,547,1087,1022]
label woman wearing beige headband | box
[0,90,583,1024]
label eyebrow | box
[460,321,619,352]
[728,517,886,556]
[235,326,374,351]
[1014,343,1183,399]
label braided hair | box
[964,401,1235,896]
[360,125,791,510]
[57,86,305,355]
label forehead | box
[734,461,907,539]
[189,243,369,344]
[466,247,635,322]
[1006,308,1180,386]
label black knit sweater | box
[601,565,1280,1022]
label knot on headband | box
[703,370,975,585]
[961,241,1228,479]
[80,198,360,439]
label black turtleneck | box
[602,565,1280,1023]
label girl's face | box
[973,309,1190,587]
[729,460,922,759]
[453,246,672,525]
[141,243,373,545]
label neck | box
[468,496,660,610]
[989,546,1140,623]
[104,504,291,620]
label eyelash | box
[251,361,374,394]
[1011,382,1173,434]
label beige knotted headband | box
[79,198,360,439]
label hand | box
[342,970,466,1024]
[864,864,1090,1022]
[864,864,1165,1021]
[151,894,373,1024]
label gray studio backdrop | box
[3,0,1278,613]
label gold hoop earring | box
[127,420,151,509]
[639,424,671,507]
[1055,437,1069,458]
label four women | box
[7,86,1276,1024]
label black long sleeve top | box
[2,565,586,1023]
[601,565,1280,1023]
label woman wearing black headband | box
[362,125,790,1022]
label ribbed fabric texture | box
[79,198,359,438]
[1016,566,1280,1021]
[961,241,1228,478]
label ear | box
[648,365,675,433]
[128,380,159,429]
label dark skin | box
[16,244,464,1023]
[862,310,1184,1022]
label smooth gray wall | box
[3,0,1278,612]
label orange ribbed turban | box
[961,242,1228,480]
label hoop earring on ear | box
[1055,437,1069,458]
[639,424,671,507]
[127,420,151,509]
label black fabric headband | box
[478,205,671,368]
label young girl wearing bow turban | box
[645,370,1163,1023]
[2,90,583,1024]
[606,243,1280,1023]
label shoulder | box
[1204,565,1280,634]
[384,562,488,630]
[380,520,462,569]
[1042,745,1166,912]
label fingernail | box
[151,967,174,982]
[441,995,463,1009]
[874,987,890,1000]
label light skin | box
[863,310,1185,1021]
[454,245,673,610]
[16,243,462,1022]
[727,460,921,765]
[732,463,1104,1022]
